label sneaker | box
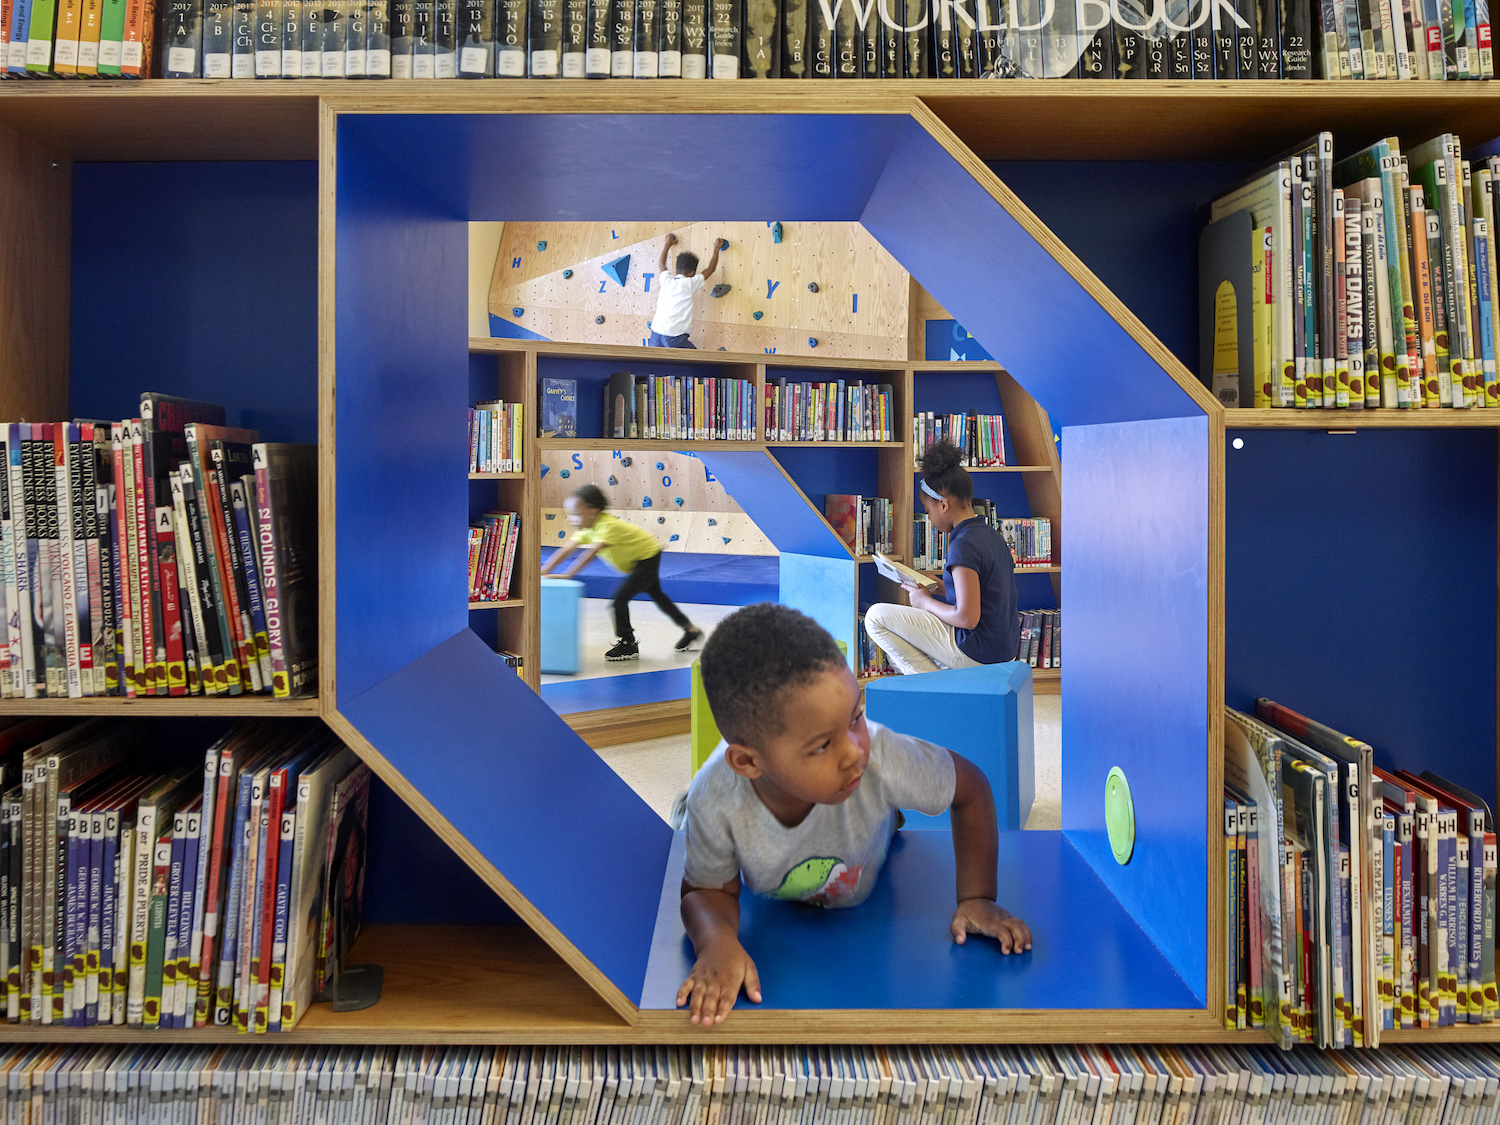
[674,626,704,652]
[605,638,639,662]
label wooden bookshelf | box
[0,696,320,715]
[469,470,526,480]
[1227,408,1500,428]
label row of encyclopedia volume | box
[468,511,521,602]
[1019,607,1058,668]
[469,401,524,474]
[12,1041,1500,1125]
[766,377,894,442]
[595,372,759,442]
[1225,699,1497,1051]
[825,494,895,556]
[915,412,1006,467]
[1202,132,1500,410]
[0,402,317,701]
[0,717,370,1032]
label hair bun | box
[920,440,963,475]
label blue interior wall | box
[1062,415,1208,1000]
[70,162,319,443]
[1225,427,1498,805]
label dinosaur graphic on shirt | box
[771,856,862,906]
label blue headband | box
[919,478,944,502]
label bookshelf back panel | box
[1225,427,1499,808]
[335,132,471,704]
[771,446,883,524]
[860,118,1208,431]
[1061,414,1211,1001]
[70,161,319,442]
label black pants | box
[613,552,691,641]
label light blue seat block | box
[865,662,1034,831]
[540,578,585,675]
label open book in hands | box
[872,551,941,591]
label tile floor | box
[596,691,1063,831]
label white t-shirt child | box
[652,271,707,338]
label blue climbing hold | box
[707,518,717,527]
[753,311,763,320]
[721,536,732,545]
[808,337,818,348]
[657,516,665,524]
[539,465,550,478]
[655,462,664,470]
[602,255,631,287]
[607,475,618,485]
[559,469,570,478]
[558,531,566,539]
[674,496,684,506]
[772,221,783,243]
[669,534,680,542]
[512,307,524,317]
[545,512,556,520]
[642,497,652,508]
[537,240,547,251]
[563,269,573,279]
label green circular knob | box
[1104,767,1135,865]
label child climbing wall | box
[489,221,910,360]
[539,449,776,556]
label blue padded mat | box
[541,667,691,715]
[641,830,1198,1011]
[539,548,779,606]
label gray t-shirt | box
[682,720,956,908]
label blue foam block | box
[865,663,1034,831]
[640,830,1199,1011]
[541,578,584,674]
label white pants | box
[863,602,981,676]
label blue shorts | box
[647,330,696,349]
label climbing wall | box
[538,449,776,556]
[489,222,910,360]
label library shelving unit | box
[473,335,1064,712]
[0,82,1495,1048]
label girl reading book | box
[864,441,1020,675]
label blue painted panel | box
[641,830,1198,1010]
[697,451,849,559]
[781,553,858,670]
[860,119,1202,431]
[1061,416,1208,1001]
[71,162,318,442]
[345,114,906,221]
[541,667,692,713]
[364,776,520,924]
[337,131,470,702]
[769,447,880,526]
[1226,427,1497,805]
[489,314,551,341]
[866,663,1034,831]
[924,320,995,363]
[340,629,673,1000]
[987,161,1257,377]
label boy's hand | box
[950,898,1033,954]
[666,232,678,246]
[718,238,729,250]
[676,939,762,1025]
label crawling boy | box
[677,603,1032,1025]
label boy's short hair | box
[571,483,608,510]
[676,251,700,275]
[699,603,846,748]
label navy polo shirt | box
[944,516,1020,664]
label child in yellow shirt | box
[540,484,703,662]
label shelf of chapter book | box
[1226,408,1500,428]
[0,695,320,715]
